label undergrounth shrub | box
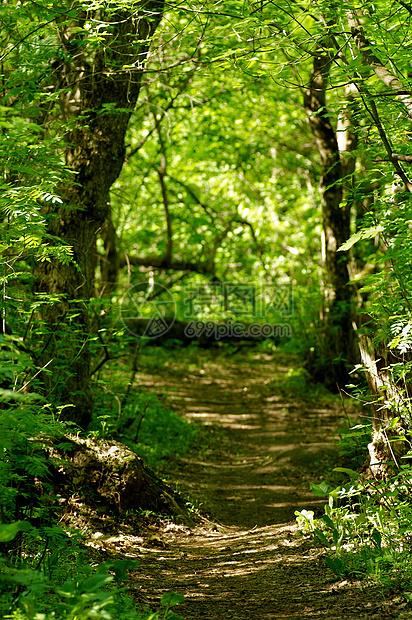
[296,458,412,593]
[91,389,198,470]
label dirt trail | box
[100,350,410,619]
[154,351,337,528]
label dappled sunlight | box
[88,348,402,619]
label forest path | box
[118,348,407,619]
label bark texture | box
[35,2,164,427]
[358,335,409,478]
[303,46,354,382]
[49,435,187,517]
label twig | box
[168,175,216,223]
[90,354,125,377]
[18,358,54,392]
[121,343,141,410]
[134,398,151,443]
[382,427,400,470]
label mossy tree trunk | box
[35,2,164,428]
[303,44,355,385]
[359,335,409,478]
[49,436,188,518]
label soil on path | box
[95,348,412,619]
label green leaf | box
[338,225,384,251]
[0,521,33,542]
[313,528,330,547]
[325,556,345,576]
[321,514,336,530]
[56,581,76,597]
[310,481,332,496]
[333,467,360,480]
[371,530,382,552]
[161,592,185,607]
[80,573,114,593]
[98,559,139,583]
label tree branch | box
[392,153,412,163]
[168,175,216,222]
[117,252,215,275]
[234,217,262,253]
[394,0,412,16]
[324,24,412,190]
[127,73,194,159]
[358,90,412,191]
[153,116,173,263]
[346,10,412,119]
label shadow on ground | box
[92,348,411,619]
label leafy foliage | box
[6,0,412,609]
[266,366,332,401]
[297,428,412,592]
[91,384,198,469]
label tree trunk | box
[99,212,120,297]
[303,46,354,384]
[35,3,164,427]
[358,335,408,478]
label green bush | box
[121,391,197,469]
[297,462,412,590]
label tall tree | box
[46,0,163,427]
[14,1,165,427]
[303,44,353,381]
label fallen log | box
[125,317,290,346]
